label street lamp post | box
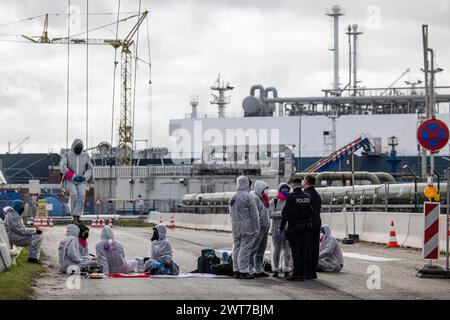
[403,164,418,212]
[349,152,359,241]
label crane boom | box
[0,11,150,165]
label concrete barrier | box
[147,211,450,252]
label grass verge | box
[0,248,46,300]
[114,219,155,228]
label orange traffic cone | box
[168,215,175,229]
[101,219,105,228]
[387,220,400,248]
[49,217,54,227]
[108,218,113,228]
[91,219,96,228]
[159,215,163,224]
[34,217,41,227]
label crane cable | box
[86,0,89,151]
[146,15,152,149]
[108,0,121,200]
[130,0,142,199]
[0,12,141,29]
[65,0,71,150]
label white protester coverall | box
[269,193,293,273]
[142,224,178,274]
[317,225,344,272]
[249,180,270,274]
[150,224,173,261]
[58,224,97,273]
[229,176,260,274]
[4,207,42,260]
[95,226,137,274]
[60,139,93,217]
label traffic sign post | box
[417,117,449,152]
[416,118,450,278]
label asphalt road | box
[34,226,450,300]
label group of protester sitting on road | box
[58,222,179,276]
[1,172,343,280]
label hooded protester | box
[95,226,137,275]
[59,138,93,223]
[77,223,90,257]
[229,176,260,279]
[317,225,344,272]
[140,224,178,275]
[269,182,293,278]
[4,200,42,263]
[150,224,173,261]
[249,180,270,278]
[58,224,98,273]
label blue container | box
[44,195,64,217]
[0,191,22,211]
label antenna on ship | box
[210,74,234,118]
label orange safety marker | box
[159,215,163,224]
[167,215,176,229]
[387,220,400,248]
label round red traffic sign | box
[417,118,449,151]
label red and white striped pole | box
[423,202,440,261]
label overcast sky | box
[0,0,449,154]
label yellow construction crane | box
[0,11,149,165]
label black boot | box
[72,216,81,224]
[27,258,42,264]
[239,273,254,279]
[287,275,305,281]
[233,272,240,279]
[255,272,270,278]
[284,272,290,278]
[272,272,279,278]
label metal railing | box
[93,165,193,179]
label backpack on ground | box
[196,249,221,274]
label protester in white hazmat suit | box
[317,225,344,272]
[4,200,42,263]
[58,224,98,273]
[269,182,293,278]
[140,224,179,275]
[229,176,260,279]
[60,138,93,222]
[95,226,138,274]
[249,180,271,277]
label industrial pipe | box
[315,171,381,186]
[250,85,265,97]
[264,87,279,99]
[373,172,397,184]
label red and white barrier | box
[423,202,440,260]
[33,217,53,228]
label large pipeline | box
[182,182,439,206]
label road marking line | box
[343,252,402,262]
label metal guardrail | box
[93,165,193,178]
